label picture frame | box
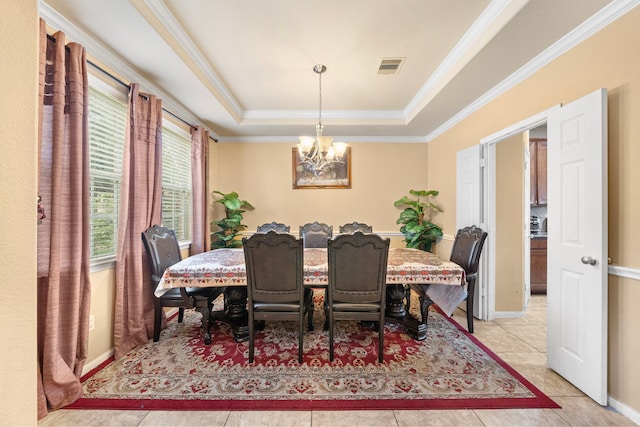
[292,147,351,189]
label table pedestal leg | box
[384,284,428,340]
[210,287,249,342]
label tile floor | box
[39,295,636,426]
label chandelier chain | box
[318,67,323,130]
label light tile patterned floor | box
[38,296,636,426]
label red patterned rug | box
[69,293,558,411]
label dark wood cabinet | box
[530,237,547,294]
[530,138,547,205]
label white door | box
[456,145,484,320]
[547,88,608,405]
[523,132,532,308]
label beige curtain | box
[191,126,210,254]
[113,83,163,359]
[37,22,92,419]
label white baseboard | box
[608,396,640,425]
[82,348,114,376]
[492,311,525,319]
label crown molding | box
[138,0,243,121]
[219,135,428,144]
[425,0,640,142]
[39,0,221,140]
[405,0,526,123]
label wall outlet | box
[89,314,95,331]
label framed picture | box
[292,147,351,189]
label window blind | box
[88,86,126,259]
[162,127,192,241]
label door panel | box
[547,88,607,405]
[456,145,484,319]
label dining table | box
[155,247,466,342]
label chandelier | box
[296,64,348,176]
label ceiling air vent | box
[377,58,405,75]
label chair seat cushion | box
[254,302,301,311]
[332,302,381,312]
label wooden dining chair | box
[299,221,333,248]
[141,225,225,344]
[299,221,334,330]
[327,232,390,363]
[242,231,313,363]
[408,225,487,333]
[339,222,373,234]
[256,221,290,233]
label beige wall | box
[425,6,640,413]
[0,0,39,424]
[211,141,433,248]
[86,268,116,362]
[494,134,525,312]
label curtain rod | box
[46,33,218,143]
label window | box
[88,85,126,260]
[87,77,193,263]
[162,126,192,241]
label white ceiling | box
[41,0,625,143]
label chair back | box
[339,222,373,234]
[328,232,390,304]
[142,225,182,286]
[299,221,333,248]
[256,221,290,233]
[449,225,488,278]
[243,231,304,304]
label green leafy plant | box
[210,190,254,249]
[394,189,443,252]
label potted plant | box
[394,189,443,252]
[210,190,254,249]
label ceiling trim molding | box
[220,135,428,144]
[242,109,406,125]
[138,0,243,121]
[404,0,527,123]
[425,0,640,142]
[39,0,221,140]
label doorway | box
[478,89,609,405]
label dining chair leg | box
[248,313,255,363]
[194,296,212,345]
[378,312,384,363]
[298,312,304,363]
[466,277,476,333]
[323,288,330,330]
[305,288,315,331]
[329,313,335,362]
[153,301,163,342]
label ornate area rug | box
[69,294,558,411]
